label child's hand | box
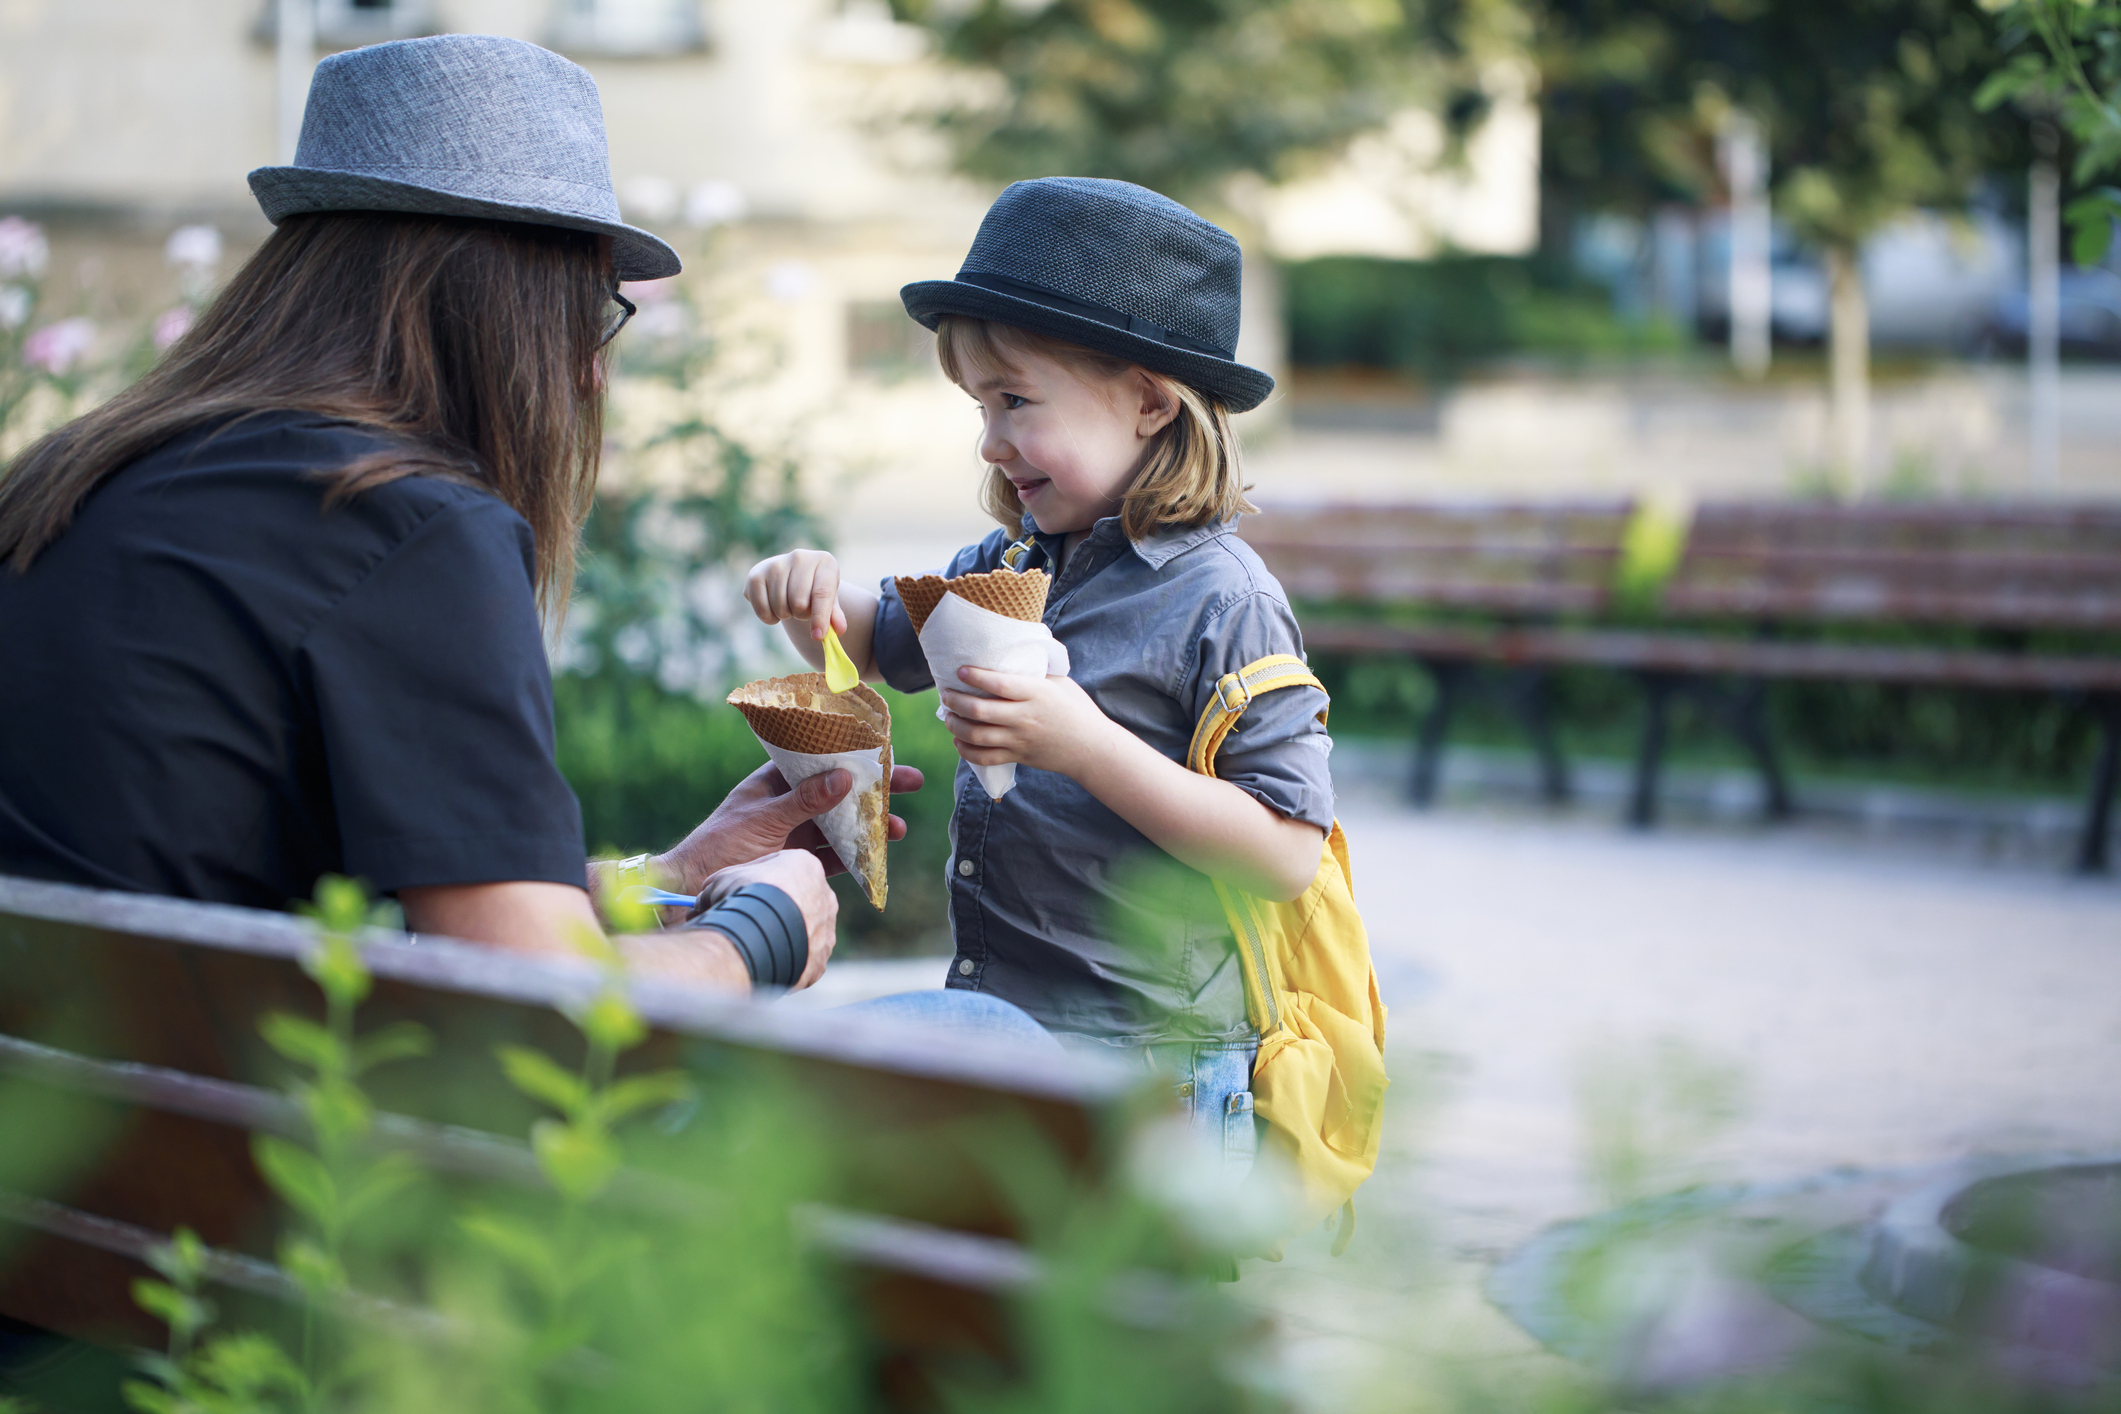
[745,550,846,643]
[938,666,1119,780]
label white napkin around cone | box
[754,741,886,882]
[918,590,1071,799]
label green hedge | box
[554,671,961,957]
[1284,254,1685,377]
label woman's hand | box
[937,666,1120,779]
[746,548,845,642]
[652,760,924,891]
[693,849,839,990]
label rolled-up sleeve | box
[297,498,588,895]
[1181,592,1336,833]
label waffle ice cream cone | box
[894,568,1050,633]
[726,673,892,910]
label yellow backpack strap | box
[1186,654,1328,779]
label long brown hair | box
[0,211,610,615]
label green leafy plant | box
[465,940,693,1368]
[1978,0,2121,263]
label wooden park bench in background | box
[1248,499,2121,874]
[1241,500,1637,804]
[0,876,1229,1410]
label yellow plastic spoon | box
[822,624,860,694]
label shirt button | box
[956,858,976,877]
[956,958,975,976]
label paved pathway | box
[798,759,2121,1401]
[1237,775,2121,1403]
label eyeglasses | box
[599,287,636,348]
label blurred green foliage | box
[1526,0,2028,257]
[1285,254,1687,377]
[884,0,1510,207]
[1979,0,2121,264]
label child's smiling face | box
[965,347,1177,538]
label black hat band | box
[953,271,1233,361]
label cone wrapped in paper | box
[893,568,1050,633]
[726,673,892,909]
[893,569,1067,801]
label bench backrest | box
[1662,502,2121,631]
[0,876,1141,1384]
[1240,500,1636,617]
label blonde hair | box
[934,316,1254,542]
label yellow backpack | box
[1187,655,1388,1254]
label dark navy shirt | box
[873,514,1334,1045]
[0,411,587,911]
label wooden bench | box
[0,877,1228,1409]
[1248,500,2121,873]
[1242,500,1637,803]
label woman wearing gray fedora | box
[0,35,899,996]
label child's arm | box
[940,667,1326,902]
[744,550,883,680]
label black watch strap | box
[689,884,808,988]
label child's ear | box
[1133,371,1181,439]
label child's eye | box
[1000,393,1027,410]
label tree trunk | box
[1825,244,1870,492]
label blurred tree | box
[1977,0,2121,263]
[1527,0,2024,486]
[883,0,1505,208]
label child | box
[745,178,1334,1166]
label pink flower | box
[0,217,48,281]
[152,306,193,351]
[24,317,96,374]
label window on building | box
[546,0,706,58]
[846,301,934,381]
[254,0,435,47]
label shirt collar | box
[1016,513,1232,572]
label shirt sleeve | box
[297,495,588,895]
[871,530,1015,695]
[1180,592,1337,833]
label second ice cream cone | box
[895,567,1050,632]
[726,673,892,910]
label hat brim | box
[901,279,1274,414]
[248,167,681,281]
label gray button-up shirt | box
[873,514,1335,1046]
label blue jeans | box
[1068,1036,1260,1178]
[836,988,1063,1052]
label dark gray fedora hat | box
[902,177,1273,413]
[248,34,679,281]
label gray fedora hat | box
[248,34,679,281]
[901,177,1274,412]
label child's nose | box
[978,421,1015,467]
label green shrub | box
[1284,254,1687,378]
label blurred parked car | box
[1979,266,2121,358]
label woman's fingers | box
[888,764,924,795]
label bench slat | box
[1303,621,2121,693]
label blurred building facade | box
[0,0,1540,570]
